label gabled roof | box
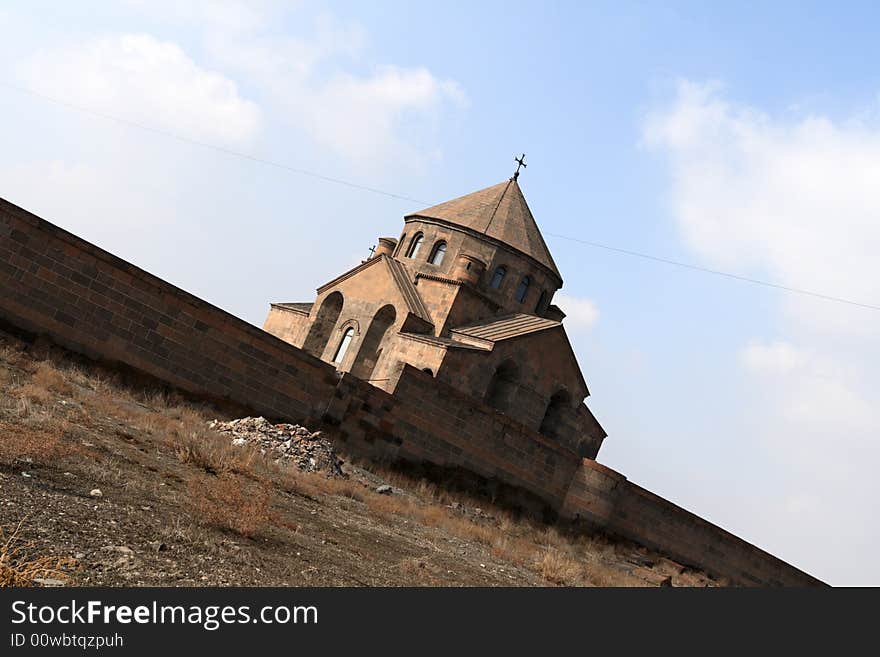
[406,179,561,280]
[270,302,313,315]
[450,313,561,342]
[314,255,433,326]
[398,332,490,351]
[385,256,431,323]
[450,312,588,394]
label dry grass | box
[174,428,260,476]
[295,464,653,586]
[0,365,12,389]
[0,421,75,465]
[536,549,585,586]
[31,361,73,395]
[0,519,77,587]
[0,331,699,587]
[188,474,273,538]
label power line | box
[3,80,879,313]
[0,81,427,205]
[546,233,880,312]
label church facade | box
[264,175,607,459]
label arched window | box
[406,233,424,258]
[332,327,354,364]
[540,389,572,440]
[535,290,547,313]
[515,275,531,303]
[485,360,520,412]
[396,233,407,256]
[490,266,507,289]
[428,241,447,265]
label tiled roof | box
[450,313,561,342]
[406,179,561,280]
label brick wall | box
[561,460,823,586]
[0,198,823,586]
[0,199,340,426]
[328,363,582,512]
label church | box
[264,168,607,459]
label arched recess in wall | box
[350,304,397,381]
[302,291,343,358]
[539,388,572,440]
[485,360,520,412]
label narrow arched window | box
[428,241,447,265]
[406,233,424,258]
[515,275,531,303]
[396,233,407,256]
[535,289,547,313]
[332,327,354,364]
[490,266,507,289]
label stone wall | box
[0,198,823,586]
[0,199,340,428]
[328,364,583,513]
[560,459,823,585]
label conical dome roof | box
[406,179,560,280]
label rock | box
[102,545,133,554]
[376,485,393,495]
[34,577,66,587]
[208,417,344,477]
[89,488,103,498]
[148,541,168,552]
[659,576,673,587]
[21,471,31,478]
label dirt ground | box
[0,329,726,587]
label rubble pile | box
[208,416,344,477]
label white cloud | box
[302,66,468,163]
[739,340,806,375]
[643,80,880,335]
[646,82,880,584]
[16,34,261,145]
[739,340,874,445]
[199,13,467,167]
[555,293,599,330]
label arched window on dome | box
[515,275,531,303]
[428,241,447,265]
[332,327,354,364]
[406,233,424,258]
[490,265,507,289]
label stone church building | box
[264,175,607,459]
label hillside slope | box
[0,329,725,587]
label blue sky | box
[2,1,878,585]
